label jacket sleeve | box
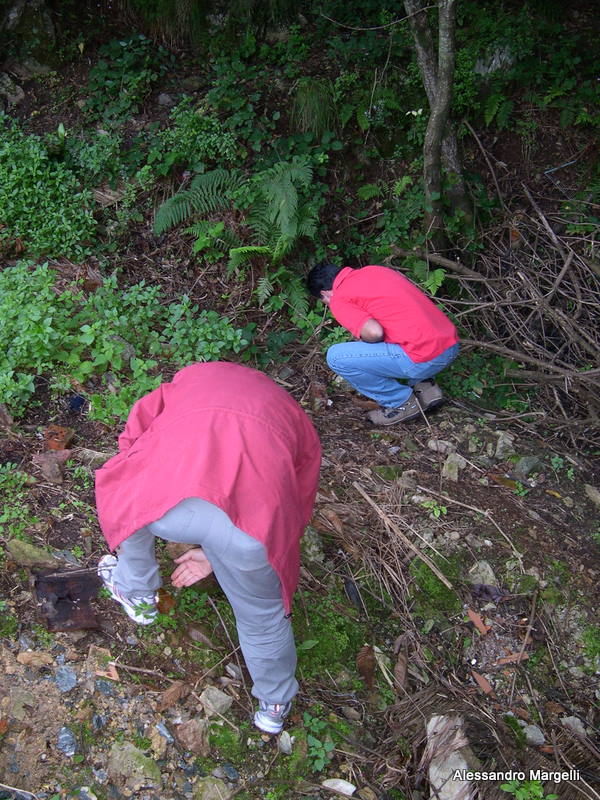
[118,384,167,452]
[329,297,372,340]
[294,419,322,530]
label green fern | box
[256,274,274,306]
[153,169,242,234]
[227,246,271,274]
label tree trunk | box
[404,0,471,248]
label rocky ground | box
[1,374,599,800]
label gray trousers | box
[111,497,298,705]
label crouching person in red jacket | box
[95,362,321,734]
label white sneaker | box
[253,700,291,734]
[97,554,158,625]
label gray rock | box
[95,678,116,696]
[175,718,210,756]
[495,431,516,460]
[514,456,541,478]
[584,484,600,507]
[192,777,231,800]
[221,763,239,781]
[9,688,37,721]
[55,665,78,692]
[442,452,467,482]
[0,72,25,105]
[158,92,175,106]
[523,724,545,746]
[92,713,106,731]
[278,730,293,754]
[199,686,233,718]
[561,716,586,737]
[468,560,497,587]
[107,742,161,790]
[57,726,78,756]
[6,539,61,568]
[427,439,455,454]
[75,788,97,800]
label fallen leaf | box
[321,778,357,796]
[157,680,191,712]
[16,651,54,667]
[157,587,176,615]
[545,489,562,499]
[471,669,496,698]
[496,652,529,665]
[319,506,344,534]
[356,644,376,689]
[489,474,518,491]
[352,398,380,411]
[82,265,104,292]
[185,624,221,650]
[44,424,75,450]
[467,609,492,635]
[394,651,408,692]
[546,701,566,715]
[0,718,8,735]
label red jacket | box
[95,362,321,612]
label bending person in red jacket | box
[95,362,321,734]
[307,263,460,425]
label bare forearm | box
[359,318,385,342]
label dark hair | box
[306,262,343,297]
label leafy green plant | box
[0,600,19,639]
[0,463,38,539]
[501,779,557,799]
[303,711,335,772]
[0,262,252,421]
[421,499,448,518]
[154,157,319,271]
[0,119,96,259]
[148,96,240,175]
[85,34,170,121]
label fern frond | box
[154,169,242,234]
[284,275,309,317]
[227,245,271,275]
[271,234,295,262]
[256,275,275,306]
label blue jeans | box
[326,341,460,408]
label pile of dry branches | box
[392,184,600,451]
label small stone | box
[357,789,378,800]
[278,730,293,754]
[523,724,545,746]
[221,763,239,781]
[322,778,356,796]
[95,678,116,697]
[150,726,167,759]
[16,650,53,668]
[495,431,516,460]
[427,439,455,454]
[442,452,467,482]
[562,496,574,508]
[7,539,61,568]
[514,456,541,478]
[447,531,461,542]
[55,665,78,692]
[158,92,175,106]
[75,788,97,800]
[561,716,586,737]
[92,714,106,731]
[0,72,25,105]
[199,686,233,718]
[107,742,161,790]
[176,718,210,756]
[192,776,230,800]
[57,726,78,756]
[8,688,37,721]
[584,484,600,507]
[340,706,362,721]
[156,721,174,742]
[468,560,497,587]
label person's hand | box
[170,548,213,587]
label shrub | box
[0,119,96,259]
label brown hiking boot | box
[413,380,444,411]
[367,394,422,426]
